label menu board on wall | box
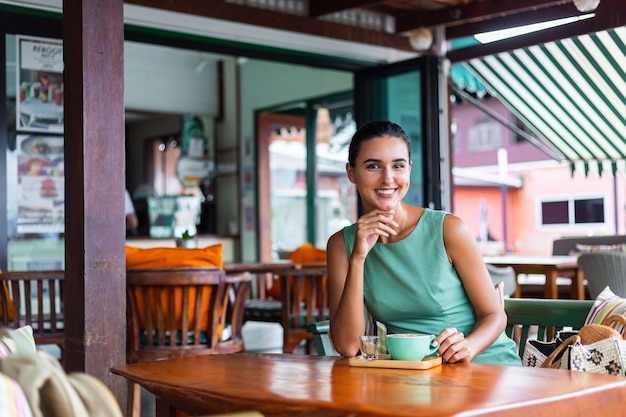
[16,135,65,234]
[15,35,64,133]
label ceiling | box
[125,0,626,62]
[118,0,626,173]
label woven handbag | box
[522,338,568,368]
[541,315,626,376]
[522,329,579,368]
[568,337,626,376]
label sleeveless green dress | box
[343,209,521,366]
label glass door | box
[257,92,357,260]
[354,55,442,210]
[312,93,357,248]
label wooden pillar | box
[62,0,127,409]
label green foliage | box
[180,229,196,240]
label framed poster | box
[16,134,65,234]
[15,35,64,133]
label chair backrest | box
[552,235,626,256]
[307,298,595,359]
[126,267,241,363]
[278,266,328,353]
[504,298,594,358]
[0,271,65,348]
[578,251,626,298]
[222,273,252,350]
[486,264,517,298]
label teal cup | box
[386,334,438,361]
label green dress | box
[343,208,521,366]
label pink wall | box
[453,165,625,256]
[513,165,624,255]
[452,187,515,252]
[451,98,625,256]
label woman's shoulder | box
[327,228,346,250]
[442,212,474,243]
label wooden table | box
[484,255,582,299]
[224,261,294,299]
[224,261,326,299]
[223,260,294,275]
[111,353,626,417]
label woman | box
[327,120,520,365]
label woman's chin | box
[373,200,398,211]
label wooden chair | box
[503,298,593,358]
[0,271,65,354]
[222,273,252,352]
[126,267,245,417]
[234,261,329,353]
[238,262,296,326]
[307,298,595,359]
[278,266,328,354]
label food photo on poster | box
[15,35,64,133]
[16,134,64,235]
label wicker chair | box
[578,252,626,298]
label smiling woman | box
[326,120,521,366]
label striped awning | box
[464,26,626,177]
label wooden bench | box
[307,298,595,358]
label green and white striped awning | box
[464,26,626,177]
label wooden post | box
[62,0,127,409]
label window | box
[540,197,605,226]
[468,119,501,152]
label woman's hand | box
[352,209,398,259]
[433,327,473,363]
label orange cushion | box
[126,244,223,269]
[268,243,326,299]
[126,245,223,332]
[287,243,327,265]
[0,271,14,321]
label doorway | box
[256,91,357,261]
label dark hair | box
[347,120,411,166]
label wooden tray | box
[348,354,442,370]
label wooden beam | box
[446,0,624,39]
[395,0,573,33]
[63,0,127,409]
[125,0,414,51]
[447,7,626,62]
[446,6,583,39]
[309,0,378,17]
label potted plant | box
[175,229,198,248]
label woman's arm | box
[327,230,365,357]
[327,209,399,357]
[434,214,507,363]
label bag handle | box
[541,334,580,369]
[601,315,626,339]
